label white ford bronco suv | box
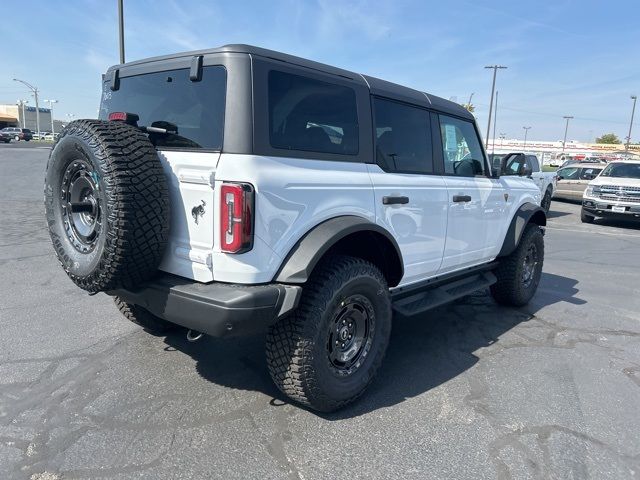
[44,44,545,412]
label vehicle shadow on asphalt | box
[546,210,571,219]
[161,272,584,418]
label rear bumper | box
[110,274,302,337]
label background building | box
[0,103,65,132]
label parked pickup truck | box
[499,152,557,212]
[582,160,640,223]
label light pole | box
[492,90,499,154]
[44,100,58,135]
[17,99,28,129]
[562,116,573,152]
[118,0,125,63]
[13,78,40,138]
[626,95,637,153]
[500,132,506,148]
[523,126,531,149]
[484,65,507,149]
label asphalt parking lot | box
[1,143,639,480]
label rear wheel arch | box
[498,202,546,258]
[274,216,404,287]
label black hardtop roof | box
[107,44,473,120]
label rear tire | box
[541,188,552,213]
[491,224,544,306]
[581,209,595,223]
[114,297,175,333]
[266,255,392,412]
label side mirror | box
[491,165,501,178]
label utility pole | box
[484,65,507,149]
[118,0,125,63]
[492,91,498,154]
[626,95,637,154]
[523,126,531,149]
[44,99,58,135]
[17,99,28,128]
[562,116,573,152]
[13,78,40,138]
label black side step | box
[392,271,497,317]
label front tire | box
[541,188,552,213]
[266,255,392,412]
[581,209,595,223]
[491,224,544,306]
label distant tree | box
[462,103,475,113]
[595,133,621,144]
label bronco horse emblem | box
[191,200,206,224]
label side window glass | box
[558,167,579,180]
[526,155,540,172]
[503,154,525,176]
[373,97,433,174]
[580,168,601,180]
[439,115,486,177]
[268,70,359,155]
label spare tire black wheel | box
[44,119,170,293]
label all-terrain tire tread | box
[45,120,169,292]
[265,255,391,412]
[490,224,544,306]
[113,297,175,333]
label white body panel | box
[156,152,540,286]
[157,150,220,282]
[440,176,507,271]
[212,154,375,284]
[366,164,448,285]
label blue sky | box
[1,0,638,142]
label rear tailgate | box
[157,151,219,282]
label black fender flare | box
[274,216,404,286]
[498,202,547,257]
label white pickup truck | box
[499,153,557,212]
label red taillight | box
[220,182,254,253]
[108,111,128,121]
[108,112,139,125]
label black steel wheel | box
[521,243,539,289]
[326,294,376,377]
[266,255,392,412]
[60,159,103,253]
[491,224,544,306]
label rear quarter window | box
[99,65,226,150]
[268,70,358,155]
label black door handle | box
[453,195,472,203]
[382,196,409,205]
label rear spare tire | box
[44,120,169,293]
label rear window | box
[99,66,226,150]
[268,70,358,155]
[373,97,433,174]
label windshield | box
[600,162,640,179]
[99,66,226,150]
